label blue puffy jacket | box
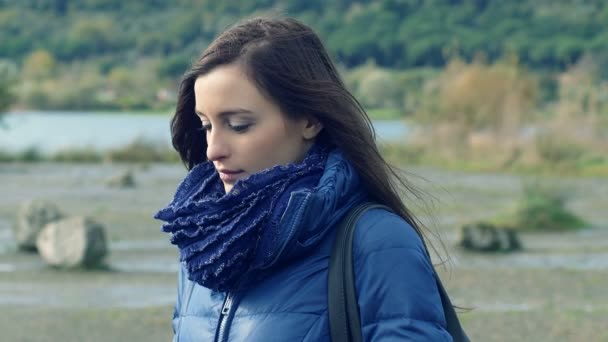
[171,152,452,341]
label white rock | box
[36,216,107,268]
[14,200,65,251]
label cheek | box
[232,132,280,169]
[243,129,300,169]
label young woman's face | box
[194,64,321,193]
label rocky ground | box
[0,162,606,341]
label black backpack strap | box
[328,203,470,342]
[436,274,470,341]
[328,203,384,342]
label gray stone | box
[14,200,65,252]
[459,222,522,253]
[105,170,135,188]
[36,216,108,268]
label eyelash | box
[199,123,251,133]
[200,123,211,131]
[230,123,251,133]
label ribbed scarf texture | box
[154,146,328,292]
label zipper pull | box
[221,294,232,315]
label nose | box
[205,128,229,162]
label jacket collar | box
[252,149,367,271]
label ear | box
[301,116,323,140]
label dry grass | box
[387,56,608,176]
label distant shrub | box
[379,143,425,165]
[22,50,57,79]
[495,181,587,231]
[344,61,403,111]
[0,141,179,164]
[0,59,18,115]
[104,138,179,163]
[0,149,15,162]
[534,134,584,166]
[417,56,539,133]
[366,108,402,120]
[19,147,43,162]
[556,55,608,120]
[52,148,103,163]
[357,67,402,109]
[344,62,438,115]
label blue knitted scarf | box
[154,146,327,292]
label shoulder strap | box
[328,203,469,342]
[328,203,384,342]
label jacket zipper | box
[268,193,310,266]
[212,195,310,341]
[214,292,234,342]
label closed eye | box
[229,123,251,133]
[197,121,252,133]
[199,123,212,132]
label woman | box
[155,17,453,341]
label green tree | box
[0,59,18,124]
[22,49,57,79]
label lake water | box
[0,111,409,154]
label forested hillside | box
[2,0,607,71]
[1,0,607,173]
[1,0,607,112]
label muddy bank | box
[1,162,607,341]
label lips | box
[218,169,244,183]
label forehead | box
[195,64,248,92]
[193,64,265,114]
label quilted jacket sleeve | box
[353,208,453,341]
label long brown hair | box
[171,17,432,246]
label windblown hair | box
[171,17,431,247]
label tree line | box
[1,0,607,74]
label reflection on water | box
[1,111,173,154]
[0,111,409,154]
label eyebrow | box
[195,109,254,118]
